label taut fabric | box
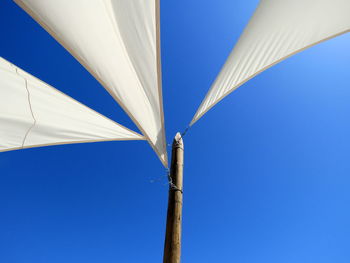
[14,0,168,166]
[0,57,143,152]
[192,0,350,125]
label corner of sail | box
[148,138,168,168]
[159,141,168,168]
[119,125,145,140]
[190,105,208,126]
[190,114,199,127]
[160,153,168,168]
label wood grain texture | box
[163,133,184,263]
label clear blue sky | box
[1,1,350,262]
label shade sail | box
[191,0,350,125]
[14,0,168,166]
[0,57,143,152]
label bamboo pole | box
[163,132,184,263]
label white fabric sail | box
[14,0,168,166]
[0,57,143,153]
[191,0,350,125]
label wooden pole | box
[163,132,184,263]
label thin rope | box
[180,126,190,140]
[166,168,183,193]
[166,125,191,147]
[149,173,168,184]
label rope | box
[149,175,168,184]
[167,126,191,148]
[166,168,183,194]
[180,126,190,140]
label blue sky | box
[1,1,350,262]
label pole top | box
[173,132,184,149]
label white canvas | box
[192,0,350,125]
[14,0,168,166]
[0,57,143,152]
